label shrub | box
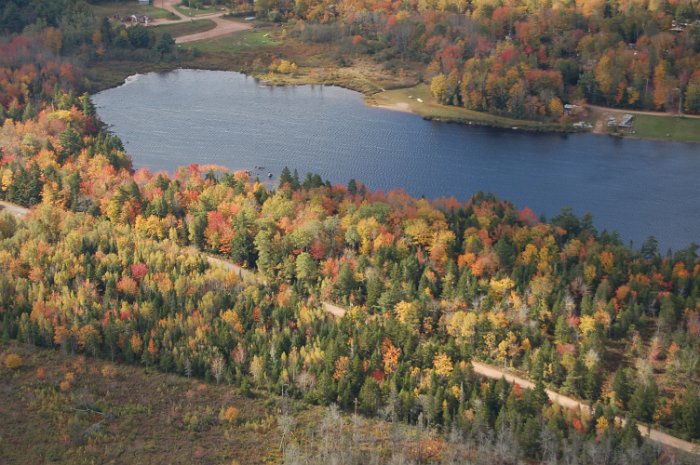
[3,353,23,369]
[219,405,240,423]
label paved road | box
[151,0,251,43]
[0,201,29,219]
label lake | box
[92,69,700,250]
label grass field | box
[153,18,216,38]
[370,84,565,132]
[89,1,178,20]
[183,30,278,52]
[174,2,220,17]
[631,114,700,143]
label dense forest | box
[266,0,700,120]
[1,2,699,464]
[3,0,700,121]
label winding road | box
[470,361,699,455]
[204,255,699,455]
[3,198,697,455]
[150,0,251,43]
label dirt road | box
[303,296,699,454]
[471,362,699,454]
[587,104,700,119]
[3,203,697,455]
[0,201,29,219]
[203,253,260,285]
[174,16,250,43]
[150,0,250,43]
[323,302,347,317]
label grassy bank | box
[631,114,700,143]
[369,84,568,132]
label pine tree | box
[630,380,658,424]
[612,368,631,408]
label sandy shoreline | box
[371,101,414,114]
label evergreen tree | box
[612,368,631,408]
[358,377,382,416]
[630,380,658,424]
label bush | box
[4,353,23,369]
[219,405,240,423]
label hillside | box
[0,342,284,465]
[0,1,699,464]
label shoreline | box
[88,62,699,144]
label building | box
[619,114,634,128]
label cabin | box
[619,114,634,128]
[606,114,634,129]
[564,103,582,116]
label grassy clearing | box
[153,18,216,38]
[183,29,278,53]
[370,84,565,131]
[174,3,220,17]
[631,114,700,143]
[0,342,291,465]
[87,60,181,92]
[88,1,178,20]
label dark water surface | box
[92,69,700,250]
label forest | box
[3,0,700,122]
[1,2,700,464]
[272,0,700,120]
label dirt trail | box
[0,201,29,219]
[202,253,259,285]
[323,302,347,317]
[150,0,250,43]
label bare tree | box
[211,354,225,384]
[278,413,296,455]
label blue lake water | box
[92,69,700,250]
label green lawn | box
[372,84,565,131]
[183,30,278,52]
[174,2,220,17]
[152,18,216,38]
[89,1,178,20]
[631,114,700,143]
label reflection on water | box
[93,69,700,250]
